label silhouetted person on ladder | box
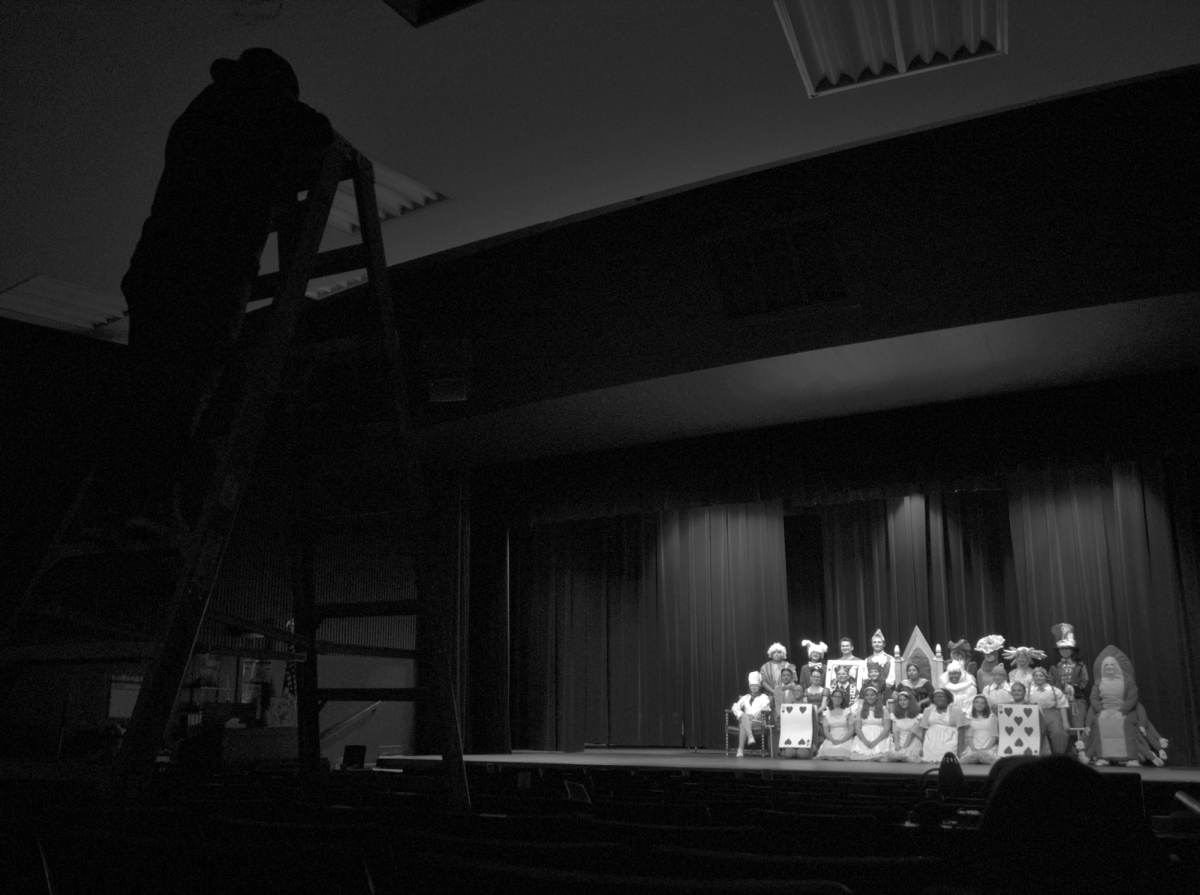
[116,48,333,546]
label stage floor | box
[377,747,1200,785]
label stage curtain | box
[656,501,790,749]
[1008,462,1197,764]
[820,490,1017,656]
[509,502,788,751]
[509,514,657,752]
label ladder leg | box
[351,151,470,812]
[294,536,322,777]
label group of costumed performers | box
[730,624,1171,765]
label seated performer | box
[1049,623,1090,730]
[898,662,933,710]
[1028,667,1070,755]
[920,688,968,763]
[850,684,892,761]
[1082,646,1168,767]
[960,695,999,765]
[886,690,924,762]
[815,688,856,760]
[759,642,797,700]
[861,662,892,705]
[866,628,896,686]
[983,667,1013,709]
[797,639,828,690]
[731,671,771,757]
[939,660,978,714]
[974,634,1006,693]
[1005,646,1046,690]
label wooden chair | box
[725,710,773,756]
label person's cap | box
[211,47,300,97]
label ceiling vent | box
[0,275,126,341]
[383,0,487,28]
[773,0,1008,98]
[707,216,848,320]
[322,161,446,235]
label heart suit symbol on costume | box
[784,738,793,746]
[1003,746,1014,755]
[1005,726,1014,736]
[1015,738,1024,747]
[1024,727,1034,737]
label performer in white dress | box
[938,660,978,714]
[960,695,999,764]
[885,691,924,762]
[850,684,892,761]
[815,689,856,760]
[920,688,968,763]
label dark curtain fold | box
[509,502,788,751]
[509,515,653,752]
[656,501,789,749]
[1008,462,1198,764]
[821,491,1016,652]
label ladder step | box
[253,244,369,300]
[314,600,418,619]
[2,641,160,664]
[316,687,420,702]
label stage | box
[376,747,1200,786]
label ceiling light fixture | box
[323,160,446,235]
[773,0,1008,98]
[0,275,126,341]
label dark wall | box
[393,67,1200,425]
[475,370,1200,525]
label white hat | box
[767,642,787,658]
[802,639,828,657]
[975,634,1005,654]
[946,660,965,674]
[748,671,762,686]
[1051,623,1077,649]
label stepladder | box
[0,135,470,812]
